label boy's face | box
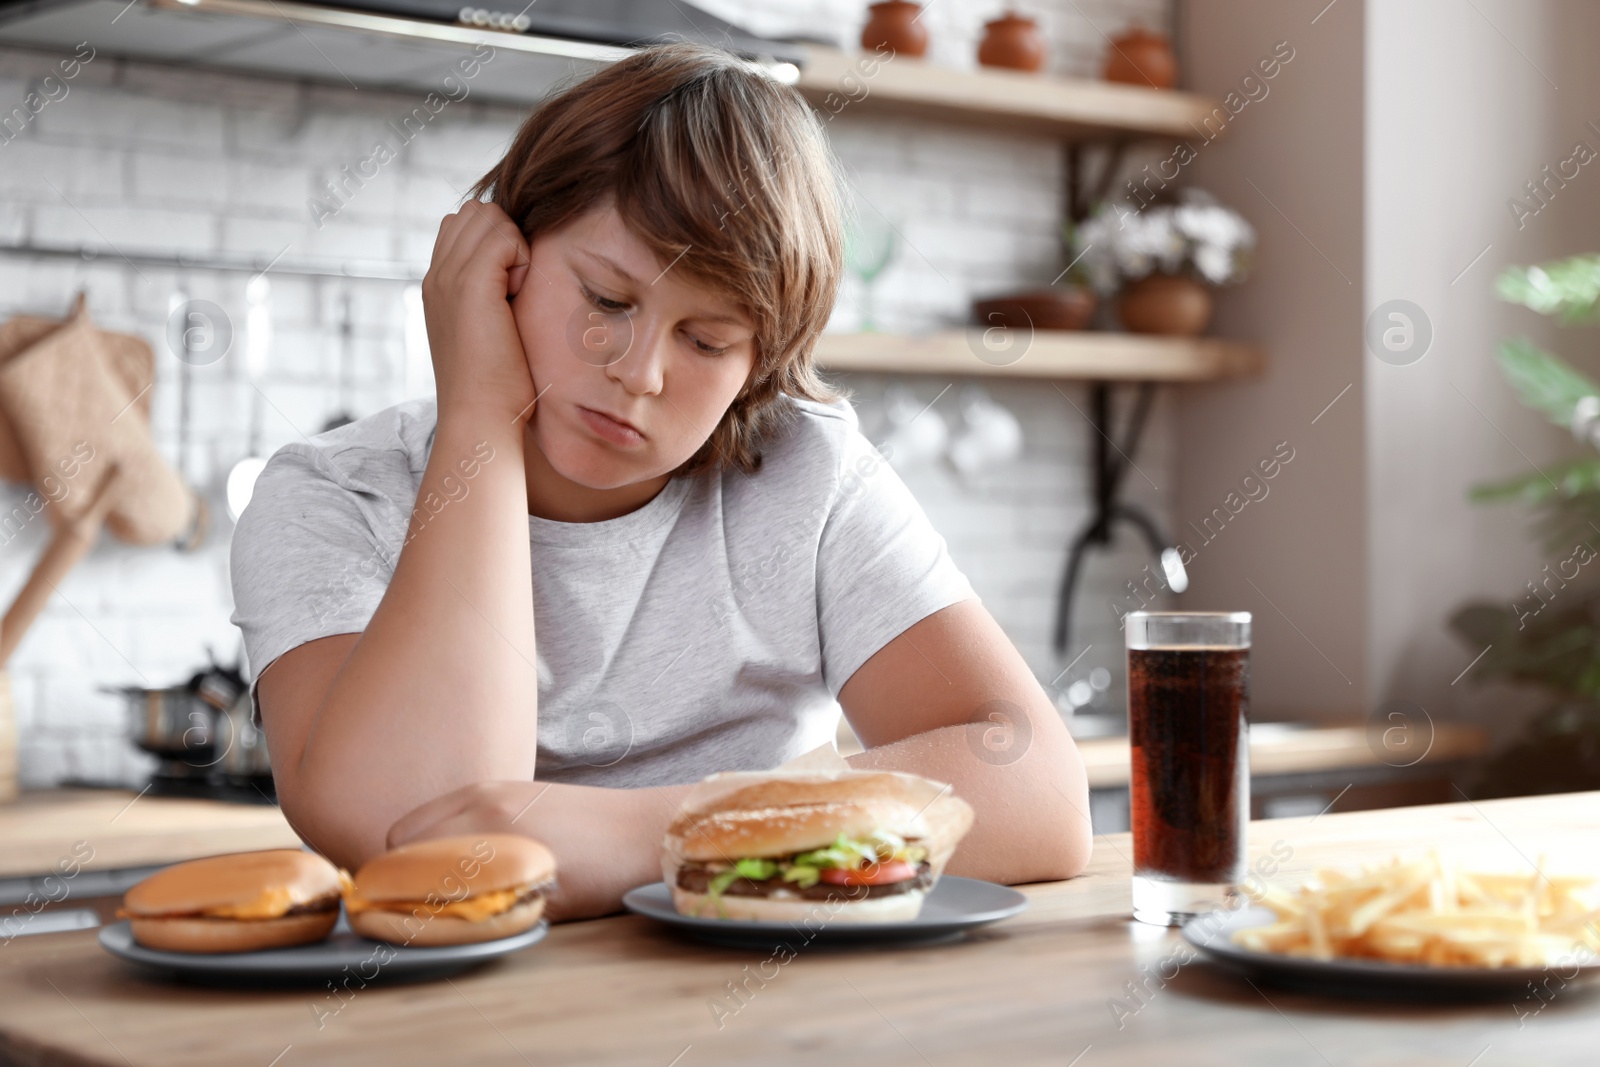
[510,204,758,491]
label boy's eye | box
[688,333,729,356]
[582,285,629,313]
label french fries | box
[1231,852,1600,968]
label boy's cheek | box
[510,286,561,372]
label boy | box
[231,44,1091,921]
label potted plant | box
[1450,253,1600,797]
[1071,188,1255,336]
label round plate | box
[622,875,1028,948]
[98,913,548,986]
[1183,906,1600,1000]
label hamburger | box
[342,833,556,946]
[663,773,974,922]
[118,849,343,953]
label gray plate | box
[98,913,548,986]
[1183,906,1600,1000]
[622,875,1028,948]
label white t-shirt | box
[228,393,976,787]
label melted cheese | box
[117,884,333,921]
[343,885,531,922]
[202,885,299,920]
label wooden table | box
[1,791,1595,1066]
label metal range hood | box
[0,0,806,105]
[294,0,805,62]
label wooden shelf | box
[795,44,1221,141]
[815,330,1264,382]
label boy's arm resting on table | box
[255,202,544,874]
[256,415,537,874]
[376,599,1091,924]
[261,629,691,924]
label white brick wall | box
[0,0,1176,788]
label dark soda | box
[1128,646,1249,884]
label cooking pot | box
[104,684,217,762]
[214,692,272,780]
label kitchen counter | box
[0,788,301,881]
[1074,721,1488,788]
[835,718,1489,785]
[1,790,1595,1066]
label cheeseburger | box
[663,773,974,922]
[342,833,556,946]
[118,849,343,953]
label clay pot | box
[972,287,1096,332]
[1117,274,1212,336]
[861,1,929,58]
[1102,27,1177,89]
[977,12,1048,73]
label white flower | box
[1071,191,1254,289]
[1195,243,1234,285]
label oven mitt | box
[0,300,195,546]
[0,294,154,483]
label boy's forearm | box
[545,782,694,921]
[846,723,1093,885]
[296,413,539,858]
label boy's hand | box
[422,200,540,426]
[385,779,689,922]
[386,780,543,849]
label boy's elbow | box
[1026,742,1094,881]
[1038,816,1093,881]
[1029,769,1095,881]
[973,783,1093,885]
[274,772,387,873]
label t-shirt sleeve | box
[814,427,978,696]
[228,442,404,725]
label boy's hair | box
[471,43,847,475]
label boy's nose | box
[607,320,667,396]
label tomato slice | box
[817,860,917,887]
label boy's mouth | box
[576,404,646,447]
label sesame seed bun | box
[663,774,974,863]
[660,772,974,923]
[669,885,927,924]
[120,849,343,954]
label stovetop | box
[58,775,279,806]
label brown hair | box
[470,43,846,475]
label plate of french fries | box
[1181,852,1600,996]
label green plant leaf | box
[1449,596,1600,698]
[1494,338,1600,426]
[1471,458,1600,504]
[1497,255,1600,324]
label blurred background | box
[0,0,1596,828]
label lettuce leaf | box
[698,831,929,907]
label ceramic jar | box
[977,12,1047,73]
[1102,27,1177,89]
[861,1,929,58]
